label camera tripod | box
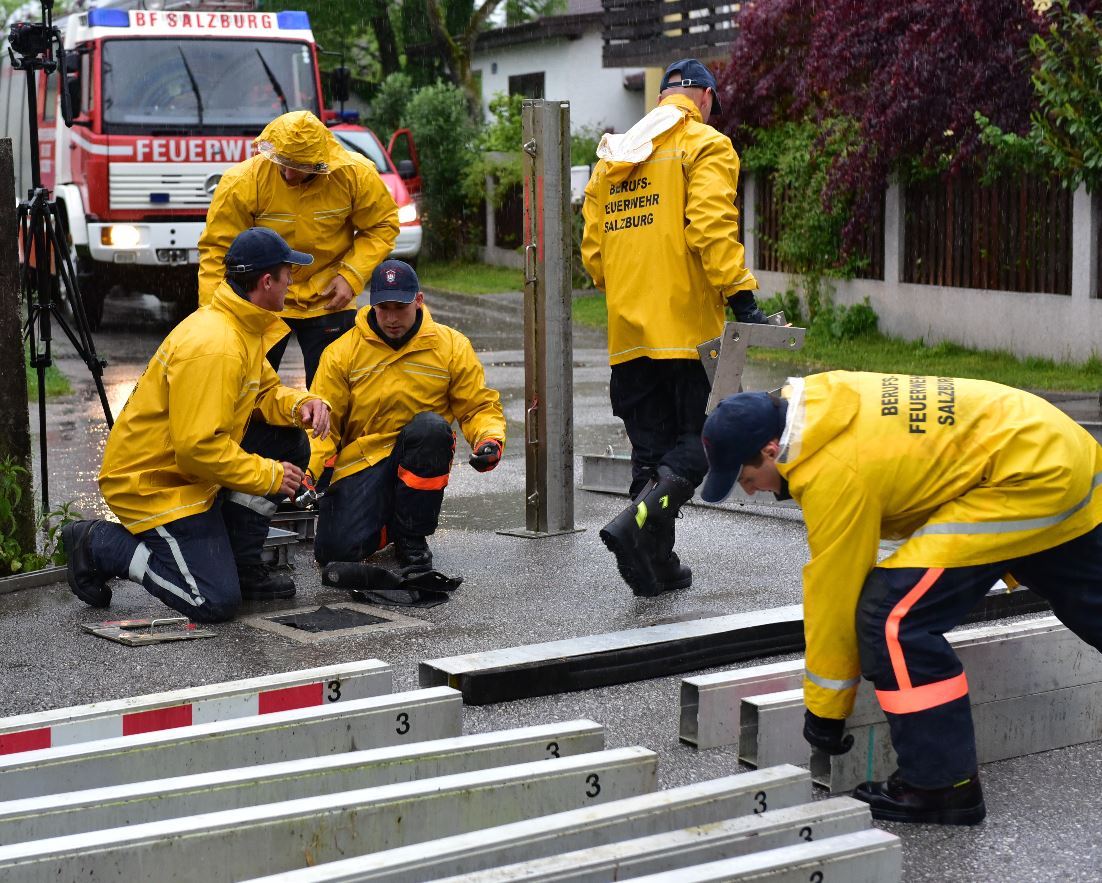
[13,0,112,513]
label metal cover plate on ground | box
[244,602,428,644]
[81,617,216,646]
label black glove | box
[727,290,768,324]
[803,709,854,755]
[469,439,503,473]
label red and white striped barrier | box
[0,659,391,755]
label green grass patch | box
[572,293,608,328]
[569,292,1102,392]
[418,260,524,295]
[26,361,71,400]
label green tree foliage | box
[366,72,414,136]
[405,81,479,258]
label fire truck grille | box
[109,164,223,210]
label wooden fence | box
[755,173,885,280]
[902,174,1072,295]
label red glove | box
[469,439,503,473]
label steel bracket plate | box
[698,314,806,412]
[81,617,216,646]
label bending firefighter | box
[700,370,1102,824]
[308,260,506,575]
[581,58,768,598]
[198,110,398,385]
[62,228,330,622]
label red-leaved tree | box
[718,0,1046,252]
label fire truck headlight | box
[397,203,419,225]
[102,225,142,248]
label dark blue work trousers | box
[266,310,358,387]
[90,423,309,623]
[609,357,711,496]
[856,522,1102,788]
[314,412,456,564]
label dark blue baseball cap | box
[700,392,788,503]
[225,227,312,273]
[370,259,421,305]
[660,58,721,115]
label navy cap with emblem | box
[225,226,313,273]
[369,259,421,305]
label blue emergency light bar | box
[86,9,312,30]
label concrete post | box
[1071,183,1098,302]
[741,171,757,269]
[499,100,579,538]
[0,138,35,557]
[883,182,904,284]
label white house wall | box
[473,30,646,135]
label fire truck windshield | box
[101,38,319,134]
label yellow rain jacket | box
[308,305,506,483]
[778,371,1102,719]
[197,111,398,319]
[99,281,324,533]
[581,94,757,366]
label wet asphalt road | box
[4,285,1102,882]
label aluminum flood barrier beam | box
[681,659,805,750]
[427,797,871,882]
[0,720,605,844]
[683,613,1066,752]
[617,829,902,883]
[420,606,807,704]
[0,748,658,883]
[242,766,812,883]
[0,687,462,799]
[0,659,393,755]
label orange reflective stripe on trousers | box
[875,567,971,714]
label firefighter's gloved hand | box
[294,471,319,510]
[469,439,503,473]
[727,290,768,324]
[803,710,854,755]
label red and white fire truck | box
[1,0,328,326]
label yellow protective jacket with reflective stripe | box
[99,282,323,533]
[197,115,398,319]
[777,370,1102,719]
[307,305,506,483]
[580,94,757,366]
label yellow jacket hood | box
[596,95,697,182]
[254,111,353,173]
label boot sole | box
[867,803,986,826]
[599,528,658,596]
[241,587,297,601]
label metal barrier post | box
[500,100,580,538]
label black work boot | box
[600,466,695,596]
[61,520,111,608]
[395,535,433,575]
[238,564,296,601]
[648,518,692,594]
[852,770,986,825]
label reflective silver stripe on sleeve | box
[806,670,861,691]
[226,492,278,517]
[911,471,1102,539]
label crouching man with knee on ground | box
[309,260,506,578]
[700,371,1102,825]
[62,227,331,623]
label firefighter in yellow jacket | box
[700,370,1102,825]
[581,59,768,599]
[62,228,331,622]
[198,110,399,385]
[308,260,506,575]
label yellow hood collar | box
[212,280,290,338]
[254,111,352,173]
[596,94,698,181]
